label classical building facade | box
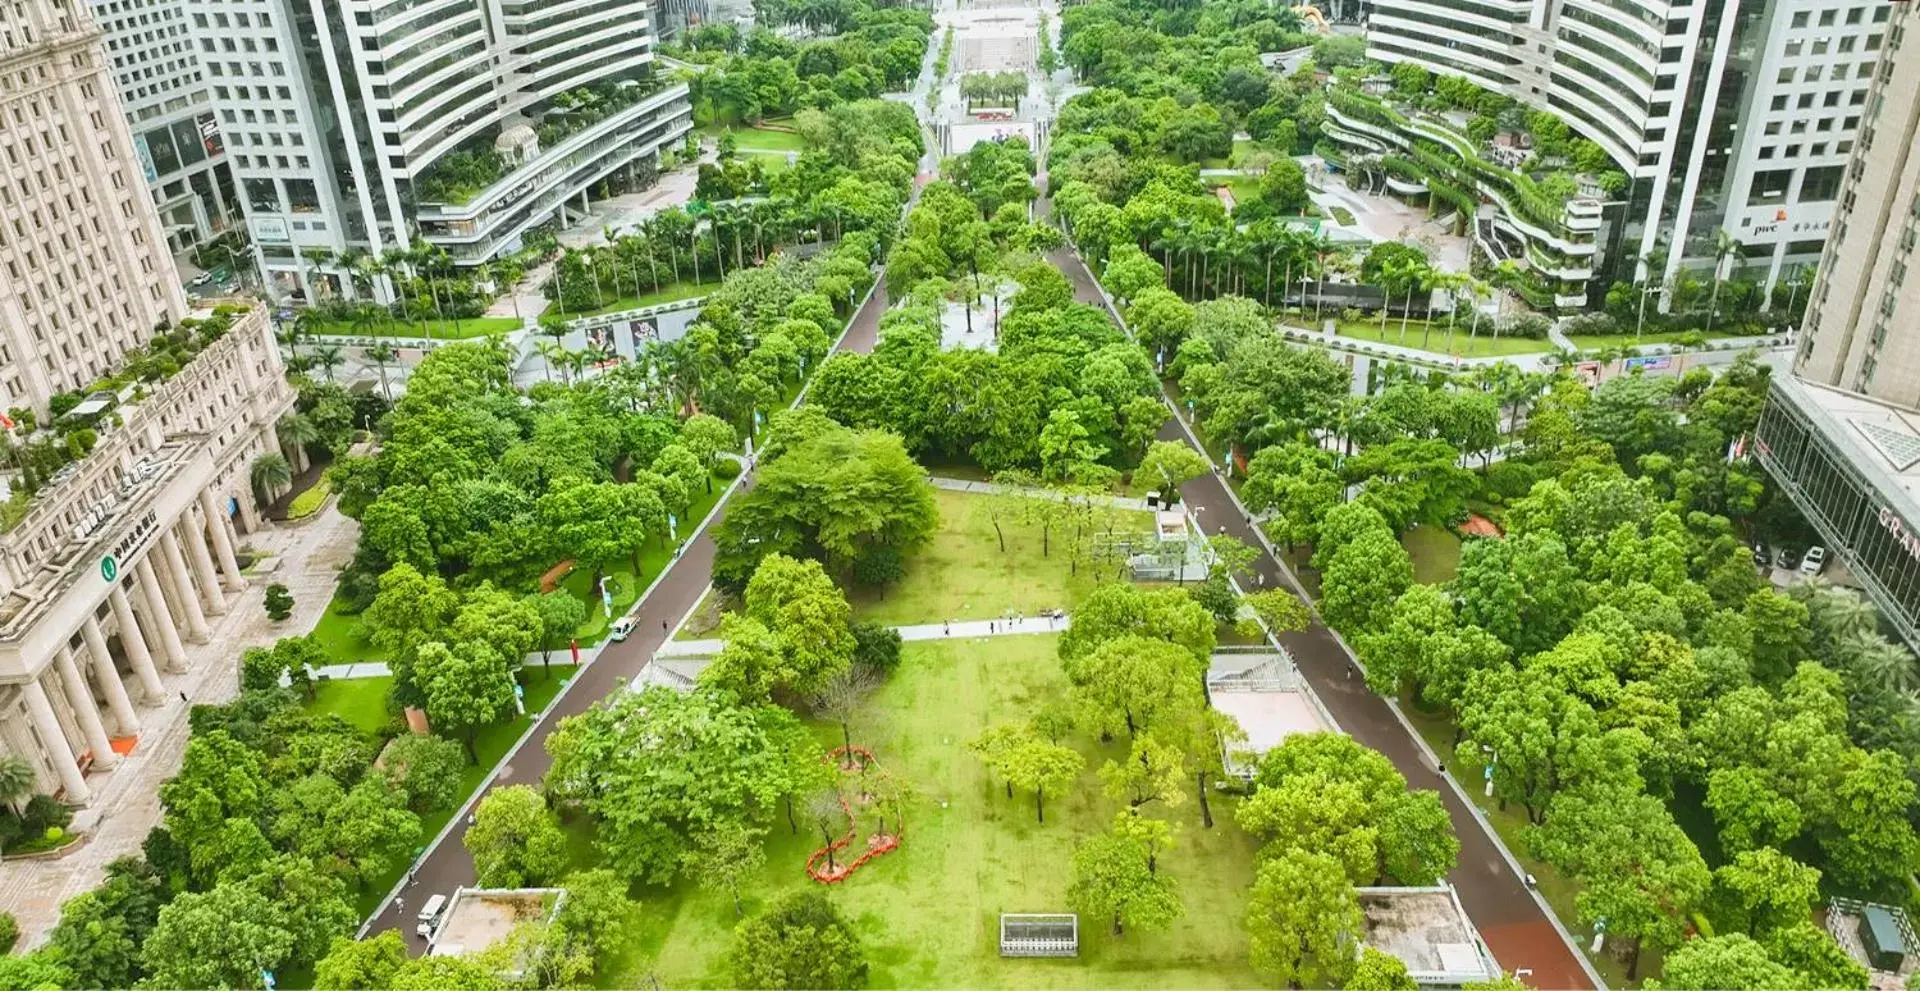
[0,0,189,417]
[188,0,692,301]
[1363,0,1901,298]
[0,304,292,803]
[2,0,293,803]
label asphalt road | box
[1045,239,1595,990]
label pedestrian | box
[989,620,996,633]
[1437,762,1446,775]
[1345,663,1353,681]
[1255,572,1264,587]
[466,813,476,828]
[178,690,188,703]
[943,620,950,635]
[661,620,668,633]
[396,896,405,913]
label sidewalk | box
[929,475,1151,510]
[656,613,1072,658]
[0,508,360,945]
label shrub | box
[850,546,906,587]
[286,475,331,519]
[1558,312,1616,336]
[1495,312,1552,339]
[851,622,902,674]
[21,795,70,835]
[0,913,15,952]
[713,458,743,480]
[264,583,294,622]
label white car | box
[609,617,636,642]
[1800,546,1827,577]
[415,893,448,938]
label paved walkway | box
[1041,216,1600,990]
[928,476,1151,510]
[0,509,360,945]
[659,613,1071,658]
[309,650,583,681]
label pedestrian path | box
[657,613,1071,658]
[309,650,583,682]
[929,476,1152,510]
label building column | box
[159,530,210,642]
[200,489,246,592]
[53,648,117,768]
[80,618,139,737]
[135,558,189,673]
[108,585,165,703]
[22,679,89,804]
[179,514,227,617]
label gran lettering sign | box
[1878,507,1920,563]
[107,510,161,575]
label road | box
[1043,237,1597,990]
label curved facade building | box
[1366,0,1898,301]
[187,0,692,300]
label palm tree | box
[366,342,397,401]
[251,452,293,509]
[536,340,568,383]
[1846,631,1920,694]
[0,755,35,820]
[311,344,345,383]
[277,413,321,473]
[1706,228,1745,335]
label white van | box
[415,893,448,938]
[609,617,636,642]
[1800,546,1827,577]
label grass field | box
[596,634,1265,988]
[567,278,725,319]
[1207,176,1263,212]
[305,316,520,340]
[1332,320,1553,357]
[309,673,575,918]
[706,124,808,154]
[847,489,1153,626]
[1400,524,1462,584]
[311,592,378,667]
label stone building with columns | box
[0,304,292,805]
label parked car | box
[609,617,636,642]
[1752,543,1770,567]
[1800,546,1827,576]
[415,893,448,938]
[1776,546,1802,570]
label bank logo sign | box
[100,555,119,583]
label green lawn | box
[1199,138,1266,170]
[597,634,1266,988]
[305,316,521,340]
[1400,524,1462,584]
[565,278,725,319]
[1332,319,1553,357]
[1207,176,1263,211]
[847,489,1154,626]
[316,672,575,919]
[308,677,392,735]
[310,591,378,667]
[558,473,730,644]
[707,124,808,154]
[1328,205,1358,226]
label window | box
[1772,94,1789,111]
[1799,93,1815,109]
[1778,66,1798,83]
[1765,121,1782,135]
[1868,32,1884,49]
[1819,9,1835,26]
[1785,39,1803,56]
[1792,10,1808,27]
[1841,35,1857,52]
[1791,120,1808,134]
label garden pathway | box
[0,509,359,946]
[927,475,1152,510]
[657,613,1072,658]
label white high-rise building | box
[191,0,693,302]
[88,0,238,252]
[1364,0,1900,299]
[0,0,294,806]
